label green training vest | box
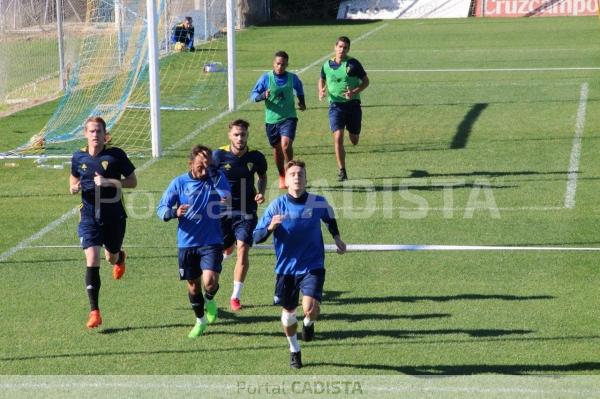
[265,71,296,124]
[323,57,361,103]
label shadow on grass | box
[219,311,450,325]
[299,142,448,156]
[313,361,600,375]
[451,103,488,149]
[211,327,533,340]
[314,181,516,193]
[321,312,451,323]
[322,291,555,305]
[99,323,189,334]
[4,334,599,363]
[407,169,567,179]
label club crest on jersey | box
[101,160,109,170]
[81,163,87,171]
[303,209,313,218]
[246,162,254,172]
[224,163,232,170]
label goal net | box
[0,0,228,158]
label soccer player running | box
[212,119,267,312]
[69,116,137,329]
[251,50,306,189]
[157,145,231,338]
[253,160,346,369]
[318,36,370,182]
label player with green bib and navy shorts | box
[318,36,370,181]
[251,50,305,189]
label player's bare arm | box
[344,75,370,100]
[333,235,347,254]
[255,173,267,204]
[69,175,81,194]
[318,78,327,101]
[93,171,137,189]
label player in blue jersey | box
[251,50,306,189]
[69,116,137,329]
[318,36,370,181]
[253,160,346,369]
[157,145,231,338]
[212,119,267,312]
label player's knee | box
[281,310,297,327]
[305,302,320,319]
[187,279,201,295]
[350,134,359,145]
[204,279,218,293]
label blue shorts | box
[78,217,126,254]
[265,118,298,147]
[273,268,326,311]
[329,101,362,135]
[221,213,257,248]
[178,245,223,281]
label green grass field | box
[1,16,600,386]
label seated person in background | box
[172,16,195,52]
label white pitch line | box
[564,82,589,209]
[0,24,388,264]
[332,206,563,212]
[27,244,600,252]
[317,244,600,252]
[366,67,600,73]
[0,209,77,262]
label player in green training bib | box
[318,36,370,181]
[251,51,306,189]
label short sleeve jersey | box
[71,145,136,222]
[212,146,267,215]
[320,57,367,103]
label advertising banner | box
[338,0,472,19]
[475,0,599,16]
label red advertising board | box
[475,0,599,16]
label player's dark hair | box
[336,36,351,48]
[85,116,107,133]
[189,144,211,161]
[229,119,249,130]
[184,16,193,24]
[274,50,289,61]
[285,159,306,171]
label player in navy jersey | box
[70,116,137,329]
[157,145,231,338]
[251,51,305,189]
[253,160,346,369]
[171,16,195,51]
[318,36,370,181]
[212,119,267,312]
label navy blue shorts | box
[178,245,223,281]
[273,268,326,311]
[78,217,126,254]
[329,101,362,135]
[221,213,257,248]
[265,118,298,147]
